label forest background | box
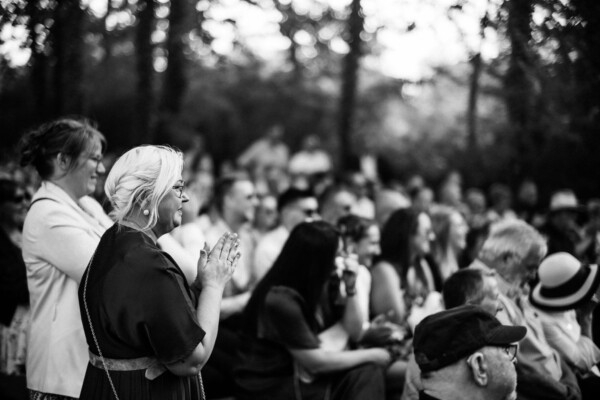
[1,0,599,202]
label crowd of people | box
[0,117,600,400]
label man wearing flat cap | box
[413,305,526,400]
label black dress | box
[78,224,205,399]
[234,286,385,400]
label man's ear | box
[467,352,488,386]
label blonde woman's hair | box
[105,145,183,230]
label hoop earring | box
[142,209,150,216]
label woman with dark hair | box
[337,215,380,269]
[370,208,442,327]
[235,221,389,400]
[0,178,30,398]
[336,215,379,319]
[430,205,468,280]
[19,118,113,400]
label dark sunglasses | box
[302,208,318,217]
[9,192,30,203]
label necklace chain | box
[83,243,205,400]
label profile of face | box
[63,138,105,198]
[322,190,356,225]
[449,211,468,250]
[255,195,278,231]
[412,212,434,256]
[0,186,30,229]
[285,197,320,229]
[504,246,545,286]
[478,275,501,315]
[350,173,368,198]
[518,181,538,206]
[479,346,518,400]
[466,190,487,215]
[155,178,189,235]
[413,188,434,213]
[227,180,259,223]
[354,225,381,267]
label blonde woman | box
[78,146,239,399]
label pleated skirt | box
[79,363,203,400]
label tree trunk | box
[504,0,534,178]
[467,52,481,152]
[26,0,50,121]
[100,0,116,63]
[337,0,364,170]
[160,0,192,115]
[134,0,156,144]
[52,0,85,115]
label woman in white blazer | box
[19,119,113,400]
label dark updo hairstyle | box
[19,118,106,180]
[337,214,375,247]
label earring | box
[143,209,150,216]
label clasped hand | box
[194,232,241,290]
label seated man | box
[414,305,526,400]
[442,268,501,315]
[402,268,502,400]
[471,220,582,400]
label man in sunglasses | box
[413,305,526,400]
[254,188,320,280]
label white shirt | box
[171,219,207,260]
[253,225,289,281]
[536,308,600,374]
[22,181,112,397]
[203,218,257,296]
[288,150,332,176]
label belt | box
[88,351,167,380]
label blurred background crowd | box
[1,122,600,398]
[2,0,600,399]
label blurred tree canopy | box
[0,0,599,199]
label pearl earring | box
[143,209,149,216]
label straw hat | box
[530,252,600,311]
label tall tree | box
[135,0,156,144]
[160,0,193,115]
[467,52,482,152]
[337,0,364,170]
[504,0,535,179]
[25,0,51,121]
[52,0,86,115]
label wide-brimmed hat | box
[548,190,585,215]
[530,252,600,311]
[413,305,527,372]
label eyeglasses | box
[89,154,103,167]
[172,182,186,198]
[8,192,29,203]
[499,344,518,362]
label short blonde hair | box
[105,145,183,230]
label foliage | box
[1,0,600,199]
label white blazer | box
[22,181,112,397]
